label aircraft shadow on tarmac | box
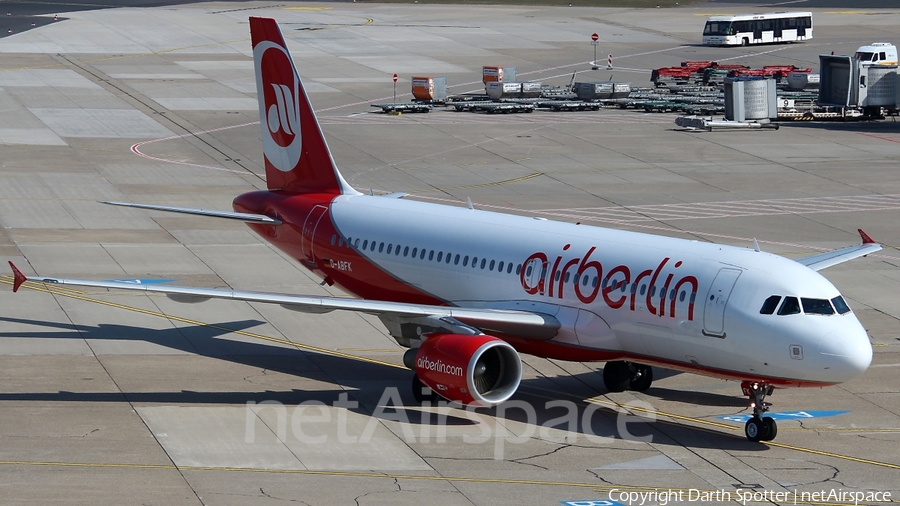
[640,386,748,408]
[0,316,765,451]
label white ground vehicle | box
[854,43,898,66]
[703,12,812,46]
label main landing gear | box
[742,381,777,442]
[603,361,653,393]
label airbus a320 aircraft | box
[9,17,879,442]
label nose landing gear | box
[742,381,777,442]
[603,361,653,393]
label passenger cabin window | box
[778,296,801,315]
[801,298,835,315]
[832,296,851,314]
[760,295,781,315]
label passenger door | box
[703,268,742,337]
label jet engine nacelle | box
[409,334,522,406]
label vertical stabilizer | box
[250,17,357,195]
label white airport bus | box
[702,12,812,46]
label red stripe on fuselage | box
[234,191,444,305]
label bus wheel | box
[741,38,749,46]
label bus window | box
[704,21,731,35]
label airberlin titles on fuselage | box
[520,244,699,320]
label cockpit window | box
[777,296,801,315]
[760,295,781,315]
[832,296,851,314]
[801,298,835,315]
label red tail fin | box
[250,17,356,195]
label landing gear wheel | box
[603,361,631,392]
[412,374,439,403]
[745,417,769,442]
[763,416,777,441]
[742,382,777,441]
[629,364,653,392]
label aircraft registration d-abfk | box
[9,17,879,442]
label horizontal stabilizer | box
[103,201,281,225]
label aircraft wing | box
[8,262,559,340]
[795,229,882,271]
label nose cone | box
[819,318,872,382]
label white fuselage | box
[327,194,872,386]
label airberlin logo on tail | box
[268,83,298,138]
[254,40,302,172]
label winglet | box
[858,228,876,245]
[8,261,27,293]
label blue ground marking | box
[105,279,177,285]
[718,410,850,423]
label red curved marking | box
[130,122,263,176]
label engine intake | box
[407,333,522,406]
